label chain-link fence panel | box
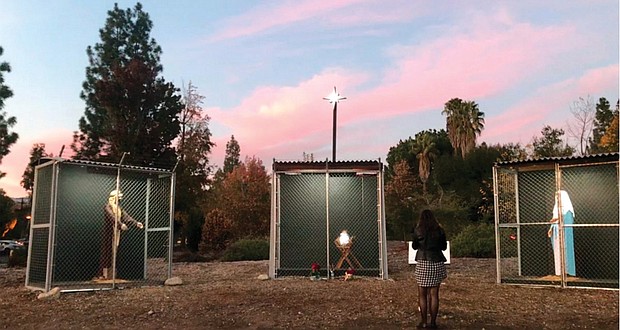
[495,156,619,289]
[494,168,517,225]
[26,162,55,290]
[270,161,387,279]
[328,173,380,277]
[26,159,175,292]
[276,173,327,277]
[561,163,618,288]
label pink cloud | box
[205,14,596,168]
[482,64,620,145]
[208,0,417,42]
[1,130,74,197]
[208,68,367,155]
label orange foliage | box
[2,218,17,237]
[199,208,233,253]
[600,114,619,152]
[215,156,270,239]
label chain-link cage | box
[269,160,388,279]
[26,158,175,292]
[494,154,619,289]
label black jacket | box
[411,227,447,262]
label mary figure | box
[547,190,576,276]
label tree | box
[589,97,620,154]
[567,96,596,155]
[21,144,49,197]
[0,46,18,178]
[177,81,215,193]
[199,208,233,254]
[212,135,242,186]
[386,137,416,181]
[215,156,270,239]
[531,125,575,158]
[413,131,437,194]
[223,135,241,174]
[71,3,182,166]
[384,160,416,240]
[175,81,215,250]
[599,111,619,152]
[442,98,485,158]
[461,143,502,222]
[385,129,452,183]
[496,142,528,162]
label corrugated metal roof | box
[272,159,382,172]
[495,152,618,166]
[39,157,174,173]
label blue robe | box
[550,210,576,276]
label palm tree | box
[442,98,463,157]
[413,132,437,194]
[442,98,485,158]
[463,100,485,155]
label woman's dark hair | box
[416,209,441,236]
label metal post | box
[325,160,331,279]
[112,152,128,288]
[332,102,337,162]
[323,87,345,163]
[167,172,176,279]
[555,163,566,288]
[268,167,278,278]
[143,178,150,280]
[493,166,501,284]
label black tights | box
[417,285,440,327]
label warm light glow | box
[2,218,17,237]
[338,230,350,246]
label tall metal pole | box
[323,86,346,162]
[332,102,337,162]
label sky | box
[0,0,618,198]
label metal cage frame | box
[269,159,389,280]
[26,158,176,292]
[493,153,619,290]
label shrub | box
[221,238,269,261]
[451,223,496,258]
[199,208,233,254]
[433,208,471,241]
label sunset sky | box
[0,1,618,197]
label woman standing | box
[412,209,447,329]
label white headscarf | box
[552,190,574,218]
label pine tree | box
[71,3,182,167]
[589,97,617,154]
[223,135,241,174]
[531,125,575,158]
[21,144,49,197]
[0,46,18,179]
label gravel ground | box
[0,242,617,329]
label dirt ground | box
[0,242,617,329]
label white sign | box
[408,241,451,264]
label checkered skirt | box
[414,260,447,287]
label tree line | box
[0,3,618,253]
[384,97,618,240]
